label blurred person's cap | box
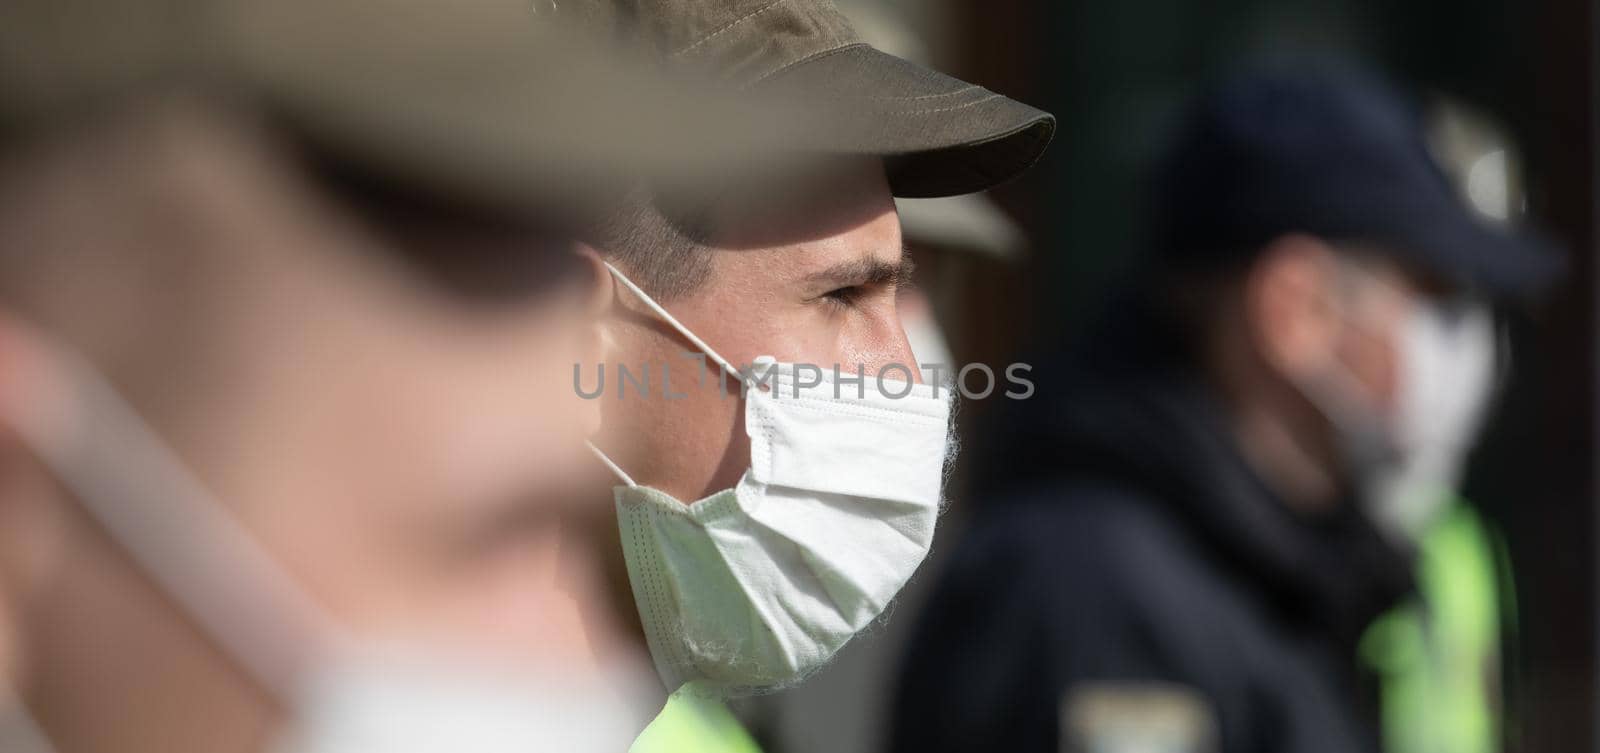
[894,197,1026,259]
[566,0,1056,199]
[0,0,812,222]
[1151,64,1563,297]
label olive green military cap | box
[566,0,1056,198]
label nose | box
[844,304,922,385]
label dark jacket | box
[888,289,1413,753]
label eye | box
[821,285,867,308]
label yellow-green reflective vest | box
[1361,500,1513,753]
[631,684,764,753]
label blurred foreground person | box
[0,1,813,751]
[891,65,1560,753]
[565,0,1054,749]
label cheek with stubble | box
[596,317,749,502]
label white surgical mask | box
[591,262,952,694]
[6,338,652,753]
[1296,295,1498,542]
[1361,300,1498,540]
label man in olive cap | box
[0,1,822,751]
[563,0,1054,748]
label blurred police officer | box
[0,1,819,751]
[891,64,1560,753]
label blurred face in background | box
[1254,239,1424,415]
[1227,234,1497,522]
[0,100,625,752]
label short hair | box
[588,186,716,300]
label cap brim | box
[766,44,1055,198]
[1402,210,1566,299]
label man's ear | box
[1245,233,1345,383]
[572,245,615,441]
[575,244,615,315]
[574,243,619,359]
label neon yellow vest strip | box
[631,684,764,753]
[1361,501,1509,753]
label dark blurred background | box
[965,0,1593,750]
[750,0,1595,751]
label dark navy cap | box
[1151,64,1563,297]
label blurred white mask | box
[1297,295,1498,542]
[4,337,651,753]
[1361,301,1498,540]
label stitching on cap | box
[754,40,865,85]
[671,0,786,58]
[752,44,985,102]
[856,85,982,102]
[879,93,1004,116]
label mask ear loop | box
[0,686,56,753]
[587,262,766,489]
[600,262,747,385]
[6,344,348,703]
[587,442,638,489]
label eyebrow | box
[804,246,915,290]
